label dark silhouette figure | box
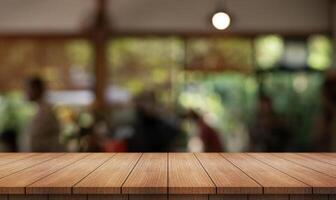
[127,91,180,152]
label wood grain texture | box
[168,153,215,194]
[196,153,262,194]
[74,153,141,194]
[251,153,336,194]
[122,153,167,194]
[330,195,336,199]
[88,195,128,200]
[48,195,87,200]
[0,154,36,166]
[169,195,207,200]
[209,195,247,200]
[248,195,289,200]
[8,195,47,200]
[274,153,336,177]
[0,153,336,197]
[289,195,328,200]
[0,154,88,194]
[301,153,336,166]
[27,153,114,194]
[129,195,167,200]
[222,153,310,194]
[0,153,63,179]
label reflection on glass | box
[108,37,183,104]
[308,35,333,70]
[186,38,252,72]
[281,41,307,69]
[255,35,284,69]
[0,39,93,90]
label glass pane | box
[281,40,307,69]
[261,72,323,150]
[0,39,94,91]
[308,35,333,70]
[179,72,257,151]
[107,37,183,104]
[186,37,253,72]
[255,35,284,70]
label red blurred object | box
[103,139,127,152]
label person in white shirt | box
[20,76,63,152]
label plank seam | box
[193,153,218,194]
[120,153,143,194]
[71,153,117,194]
[0,154,37,167]
[219,154,264,194]
[0,153,66,191]
[300,153,336,167]
[25,153,92,193]
[272,153,336,179]
[248,154,313,194]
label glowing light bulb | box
[212,12,231,30]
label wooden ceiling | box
[0,0,331,35]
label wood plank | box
[48,195,87,200]
[274,153,336,177]
[301,153,336,166]
[0,154,36,166]
[196,153,262,194]
[169,195,207,200]
[8,195,47,200]
[27,153,114,195]
[330,195,336,199]
[248,195,289,200]
[0,196,6,200]
[289,195,328,200]
[122,153,167,194]
[222,153,310,194]
[129,195,167,200]
[88,195,128,200]
[74,153,141,194]
[0,154,63,179]
[209,195,247,200]
[250,153,336,194]
[0,154,88,194]
[168,153,215,194]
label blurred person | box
[249,95,290,152]
[187,109,224,152]
[20,76,63,152]
[127,90,181,152]
[313,70,336,151]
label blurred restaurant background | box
[0,0,335,152]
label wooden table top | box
[0,153,335,196]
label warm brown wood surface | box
[27,153,112,194]
[168,153,216,194]
[74,153,141,194]
[222,153,311,194]
[250,153,336,194]
[122,153,167,194]
[195,153,262,194]
[0,153,333,199]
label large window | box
[0,39,93,91]
[186,37,253,72]
[107,37,184,104]
[255,35,333,71]
[0,39,94,151]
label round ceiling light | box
[212,12,231,30]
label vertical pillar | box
[332,0,336,68]
[92,0,108,110]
